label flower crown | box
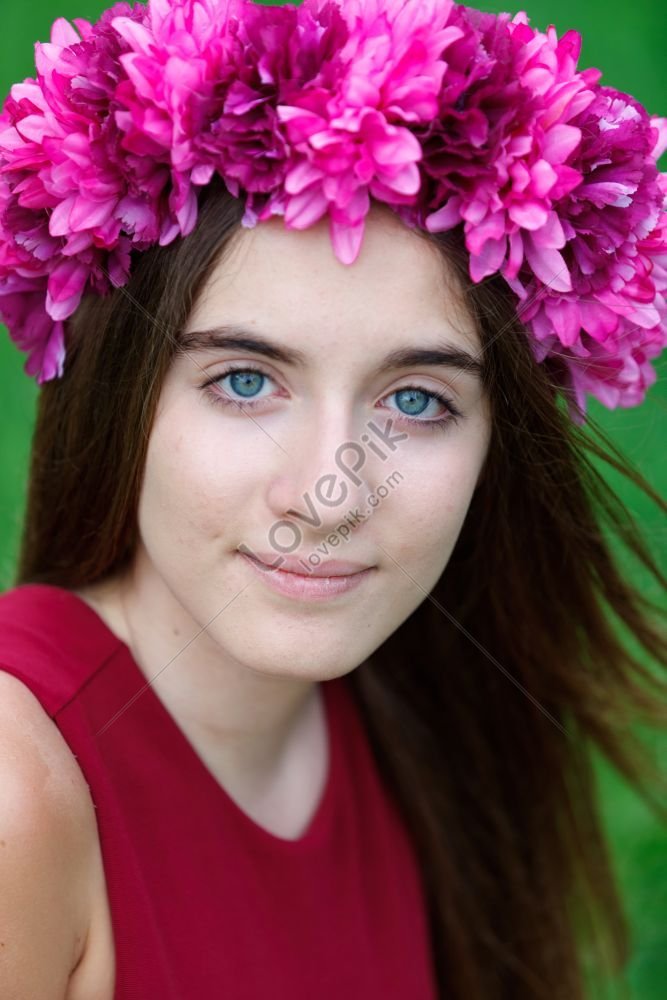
[1,0,665,421]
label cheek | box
[390,450,482,577]
[137,416,244,548]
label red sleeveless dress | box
[0,583,438,999]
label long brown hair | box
[16,176,667,998]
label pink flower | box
[0,167,67,379]
[515,93,667,414]
[0,282,66,381]
[0,0,664,414]
[423,11,597,287]
[420,8,666,415]
[194,0,339,210]
[0,3,147,381]
[529,310,664,423]
[112,0,246,240]
[269,0,464,263]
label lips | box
[239,549,373,578]
[239,549,375,602]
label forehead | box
[186,206,480,355]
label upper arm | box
[0,670,97,1000]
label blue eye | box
[386,385,462,433]
[392,386,449,420]
[202,365,462,433]
[223,368,267,399]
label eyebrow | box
[178,325,485,382]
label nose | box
[265,410,379,540]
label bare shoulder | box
[0,670,115,1000]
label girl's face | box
[132,207,491,681]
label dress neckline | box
[26,582,342,853]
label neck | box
[72,563,325,803]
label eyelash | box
[201,364,463,433]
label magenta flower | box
[423,10,597,289]
[269,0,464,263]
[0,0,664,415]
[420,8,666,415]
[511,94,667,415]
[194,0,353,225]
[0,3,147,381]
[111,0,247,241]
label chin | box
[225,640,362,685]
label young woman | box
[0,1,665,998]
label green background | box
[1,2,665,996]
